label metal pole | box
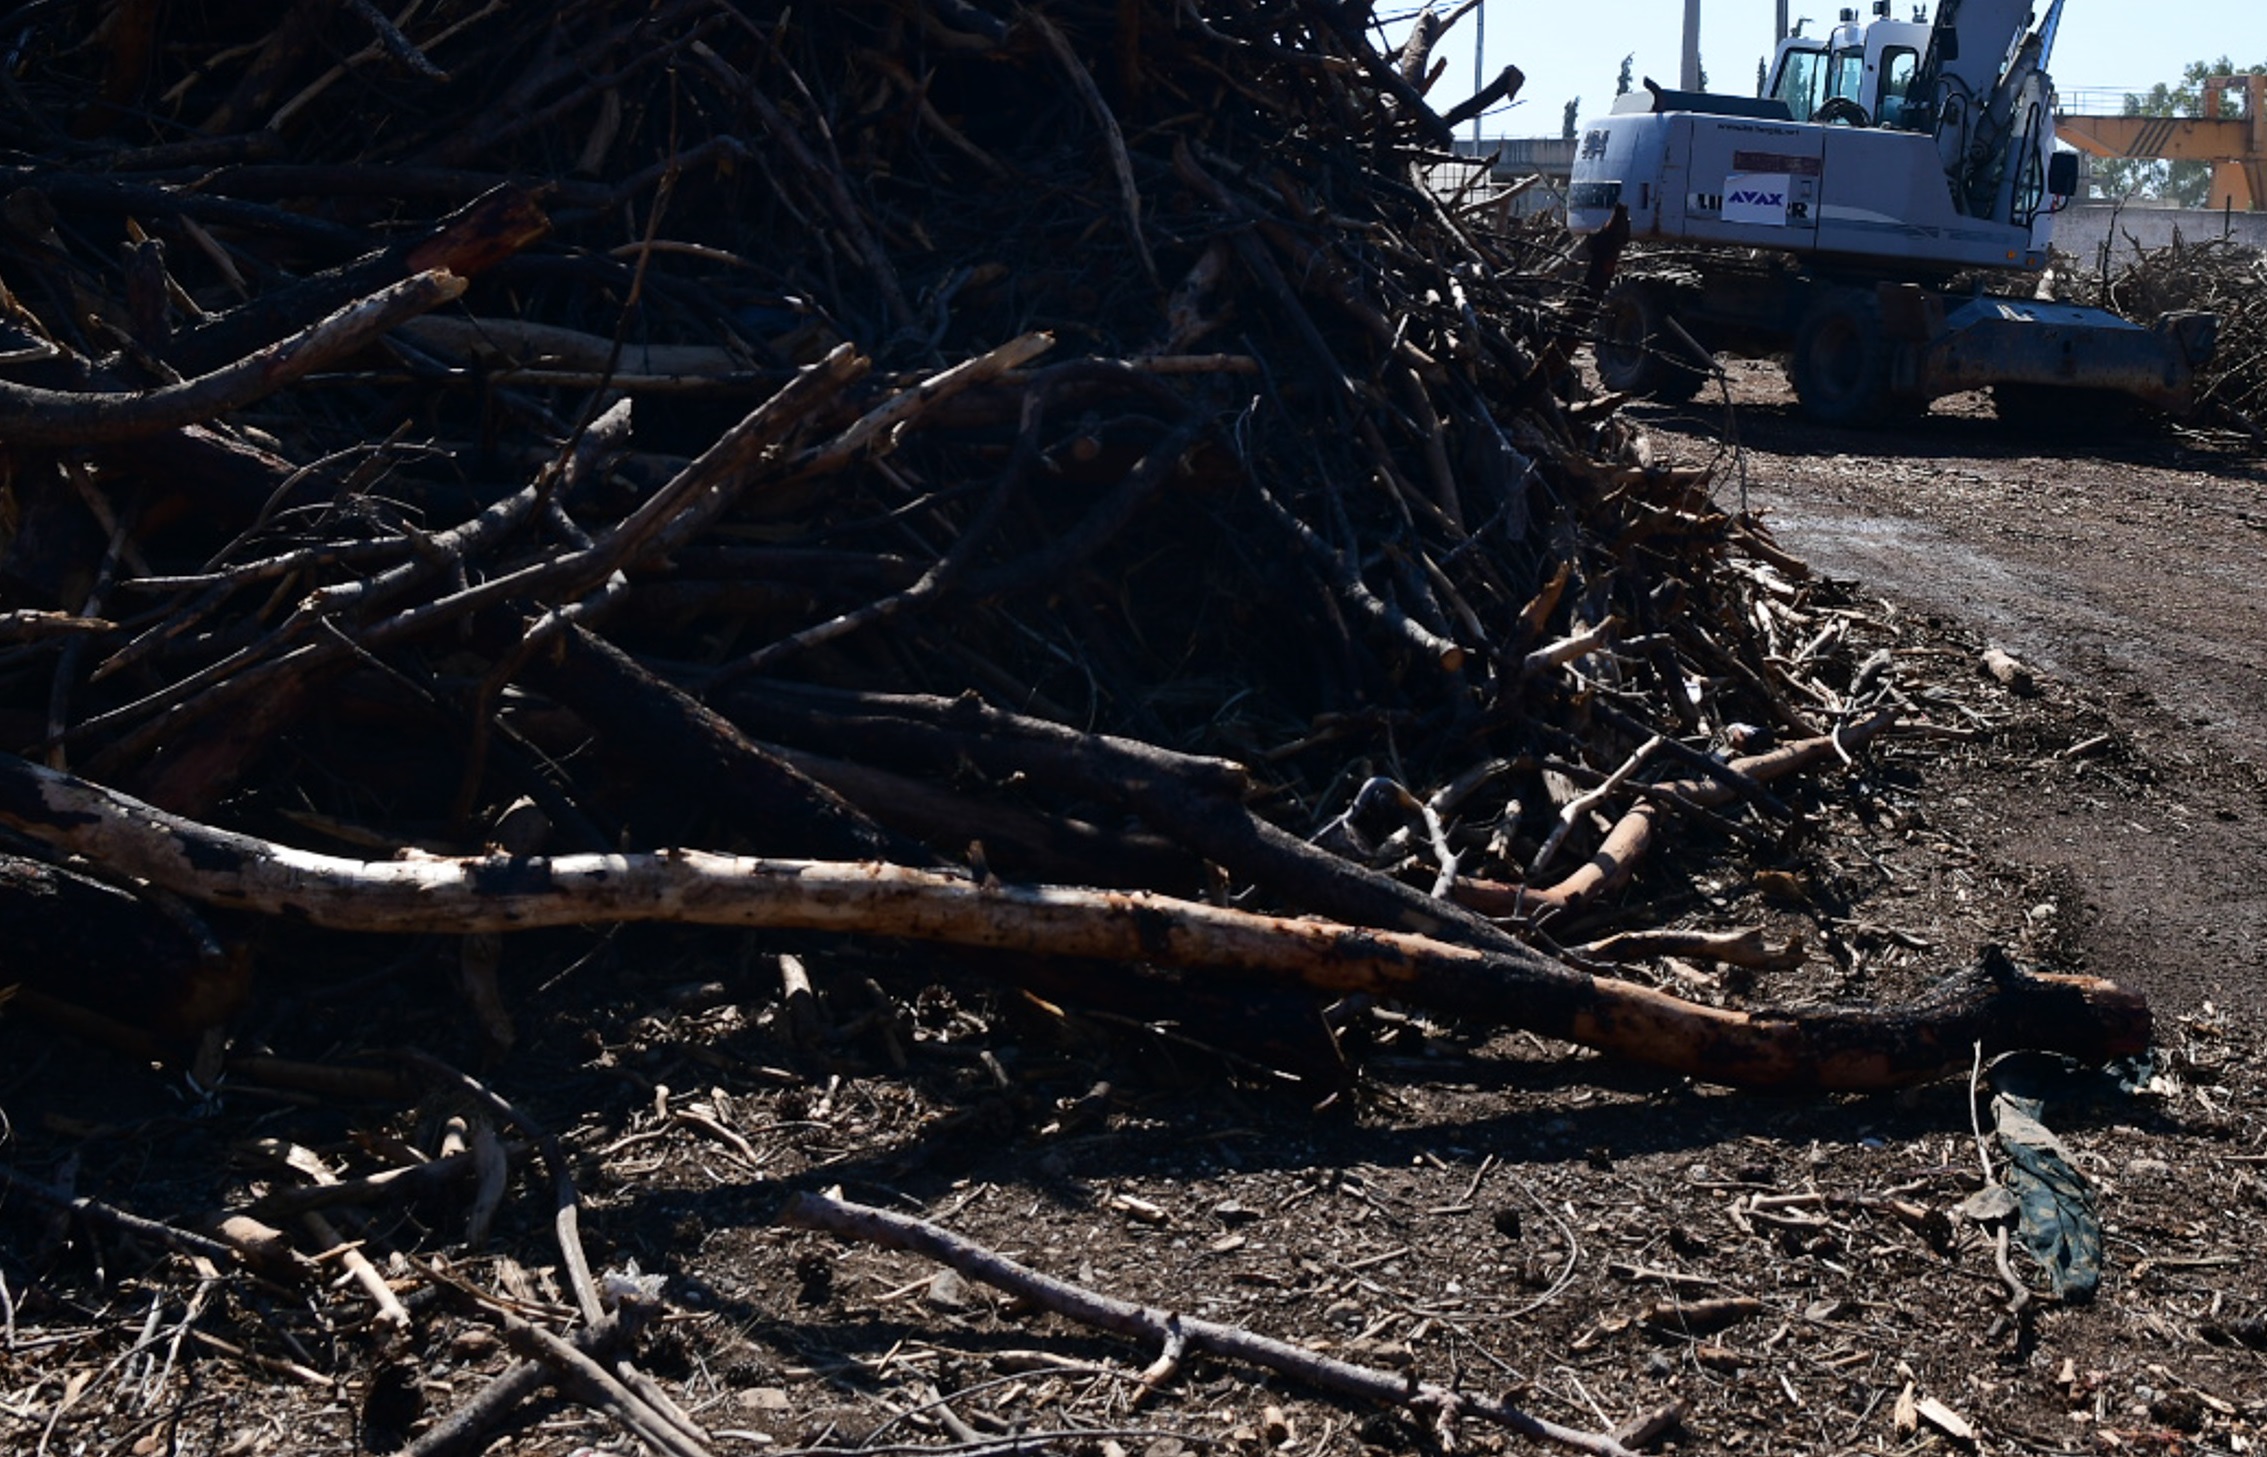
[1473,1,1485,146]
[1681,0,1702,91]
[1776,0,1790,41]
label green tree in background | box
[1615,53,1634,97]
[1757,56,1768,97]
[1562,95,1581,138]
[2093,56,2267,205]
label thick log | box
[0,752,2148,1089]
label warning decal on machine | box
[1722,172,1792,225]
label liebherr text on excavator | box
[1567,0,2216,426]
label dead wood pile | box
[2097,234,2267,442]
[0,0,2146,1090]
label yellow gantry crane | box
[2056,73,2267,210]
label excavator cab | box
[1768,4,1931,129]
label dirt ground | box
[2,372,2264,1457]
[1642,362,2267,1027]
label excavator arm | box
[1912,0,2059,221]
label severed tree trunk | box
[0,751,2147,1090]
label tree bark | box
[0,751,2148,1090]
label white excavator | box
[1566,0,2216,426]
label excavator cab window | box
[1878,47,1921,125]
[1774,47,1828,121]
[1828,47,1867,105]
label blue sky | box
[1378,0,2264,139]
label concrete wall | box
[2054,203,2267,265]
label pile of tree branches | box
[2100,234,2267,443]
[0,0,2146,1087]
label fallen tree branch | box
[780,1187,1637,1457]
[0,751,2148,1090]
[498,1314,712,1457]
[0,1164,261,1273]
[0,270,467,445]
[1579,927,1807,974]
[60,344,866,772]
[1023,7,1158,290]
[163,183,549,375]
[408,1307,678,1457]
[1531,733,1660,878]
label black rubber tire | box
[1790,289,1894,427]
[1593,281,1708,405]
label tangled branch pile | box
[0,1,2146,1087]
[2099,234,2267,440]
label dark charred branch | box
[515,623,915,862]
[163,184,551,377]
[0,851,247,1036]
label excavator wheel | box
[1593,280,1708,405]
[1791,288,1894,427]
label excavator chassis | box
[1594,253,2216,427]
